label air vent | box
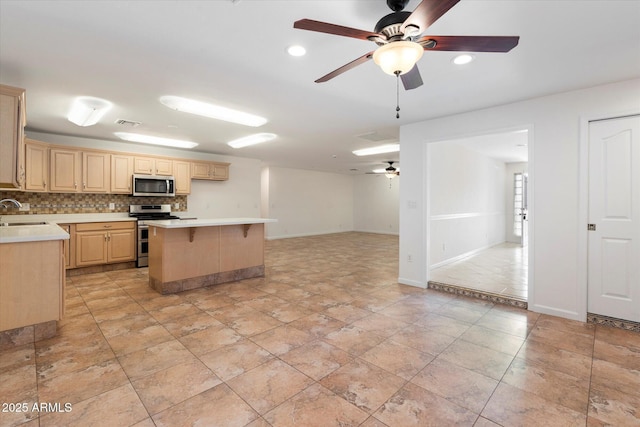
[356,131,393,142]
[115,119,141,127]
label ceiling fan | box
[294,0,520,91]
[367,161,400,177]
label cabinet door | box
[111,154,133,194]
[0,85,26,189]
[174,160,191,194]
[191,162,211,179]
[155,158,173,176]
[59,224,74,269]
[212,164,229,180]
[75,231,108,266]
[83,152,111,193]
[107,229,136,263]
[134,157,154,175]
[25,140,49,192]
[50,148,81,192]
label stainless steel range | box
[129,204,180,267]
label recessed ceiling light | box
[352,143,400,156]
[452,54,475,65]
[227,133,277,149]
[114,132,198,149]
[287,45,306,57]
[160,95,267,127]
[67,96,112,126]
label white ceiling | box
[1,1,638,174]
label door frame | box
[423,124,535,303]
[578,110,640,322]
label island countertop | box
[0,223,70,244]
[144,218,277,228]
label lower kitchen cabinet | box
[58,223,75,269]
[75,221,135,267]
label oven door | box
[137,224,149,267]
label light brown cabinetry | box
[59,223,75,269]
[0,239,65,331]
[111,154,134,194]
[191,161,230,181]
[49,148,111,193]
[75,221,136,267]
[0,84,26,189]
[49,148,81,192]
[25,139,49,192]
[173,160,191,195]
[134,156,173,176]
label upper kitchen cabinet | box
[134,156,173,176]
[0,84,26,189]
[191,161,230,181]
[173,160,191,195]
[49,147,110,193]
[25,139,49,192]
[111,154,134,194]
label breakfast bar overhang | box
[145,218,276,294]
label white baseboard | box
[398,277,426,288]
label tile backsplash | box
[0,191,187,215]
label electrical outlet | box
[18,203,30,212]
[174,202,180,210]
[407,254,413,262]
[109,203,115,210]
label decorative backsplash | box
[0,191,187,215]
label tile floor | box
[430,243,528,300]
[1,232,639,427]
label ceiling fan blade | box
[400,65,423,90]
[419,35,520,52]
[401,0,461,34]
[294,19,382,41]
[315,52,374,83]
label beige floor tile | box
[131,358,221,415]
[482,382,586,427]
[264,383,369,427]
[320,359,406,414]
[288,312,346,338]
[590,358,640,398]
[459,324,525,356]
[178,323,243,356]
[411,358,498,413]
[199,339,273,381]
[374,382,478,427]
[350,313,410,338]
[117,339,193,380]
[588,383,640,426]
[593,326,640,370]
[515,339,593,380]
[161,311,224,337]
[227,359,314,414]
[152,384,258,427]
[280,340,353,381]
[250,324,315,356]
[527,324,595,357]
[412,313,472,338]
[105,323,174,356]
[361,339,434,381]
[324,325,386,356]
[438,340,514,380]
[390,324,457,356]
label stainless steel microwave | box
[132,174,175,197]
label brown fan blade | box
[315,52,374,83]
[294,19,382,41]
[401,0,461,34]
[419,35,519,52]
[400,65,423,90]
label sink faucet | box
[0,198,23,208]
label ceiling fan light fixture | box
[227,132,277,149]
[372,41,423,76]
[160,95,267,127]
[67,96,112,127]
[352,143,400,156]
[114,132,198,149]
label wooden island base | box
[148,221,269,294]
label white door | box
[588,115,640,322]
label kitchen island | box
[145,218,276,294]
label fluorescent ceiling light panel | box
[227,133,276,148]
[160,95,267,127]
[67,96,112,126]
[452,54,475,65]
[352,143,400,156]
[114,132,198,149]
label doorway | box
[427,129,531,302]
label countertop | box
[145,218,277,228]
[0,223,70,244]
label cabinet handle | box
[74,182,77,189]
[104,225,112,228]
[104,234,108,242]
[83,182,86,189]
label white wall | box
[505,162,528,243]
[399,78,640,321]
[428,142,506,267]
[353,174,399,235]
[263,166,354,239]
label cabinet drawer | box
[75,221,135,232]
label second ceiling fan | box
[294,0,520,91]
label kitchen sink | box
[0,221,49,227]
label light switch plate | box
[18,203,30,211]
